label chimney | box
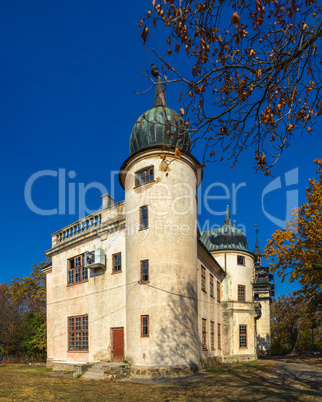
[101,193,114,209]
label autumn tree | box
[0,261,48,359]
[265,159,322,309]
[271,293,322,355]
[140,0,322,173]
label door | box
[112,328,124,362]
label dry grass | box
[0,359,321,401]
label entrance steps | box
[80,362,131,380]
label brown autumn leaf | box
[180,108,185,116]
[231,11,240,26]
[175,147,181,158]
[160,153,166,161]
[210,151,215,157]
[201,163,206,169]
[135,121,144,127]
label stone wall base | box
[129,364,199,379]
[222,354,257,363]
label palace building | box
[44,68,273,378]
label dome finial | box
[224,205,232,225]
[151,65,166,108]
[253,223,262,257]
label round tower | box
[199,206,258,361]
[119,69,202,370]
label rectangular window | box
[141,315,149,337]
[218,323,221,350]
[141,260,149,283]
[217,281,221,302]
[211,321,215,350]
[140,206,148,230]
[202,319,207,350]
[239,325,247,348]
[210,274,214,298]
[68,254,88,285]
[201,266,206,293]
[237,255,245,265]
[68,315,88,351]
[238,285,246,301]
[135,166,154,187]
[112,253,122,273]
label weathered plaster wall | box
[124,150,201,368]
[212,250,257,361]
[256,292,271,354]
[46,204,126,366]
[197,249,223,360]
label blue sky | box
[0,0,321,298]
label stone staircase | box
[80,362,131,380]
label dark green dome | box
[130,76,191,155]
[200,206,249,252]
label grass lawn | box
[0,360,321,401]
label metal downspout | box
[224,252,228,300]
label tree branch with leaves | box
[264,159,322,309]
[140,0,322,173]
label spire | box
[253,224,262,258]
[151,65,166,108]
[224,205,232,225]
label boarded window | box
[217,281,221,302]
[112,253,122,273]
[210,274,214,298]
[135,166,154,187]
[68,315,88,351]
[140,206,148,230]
[211,321,215,350]
[201,266,206,293]
[141,260,149,283]
[68,254,87,285]
[202,318,207,350]
[218,323,221,349]
[141,315,149,337]
[238,285,245,301]
[239,325,247,348]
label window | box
[141,260,149,283]
[218,323,221,349]
[238,285,245,301]
[112,253,122,273]
[237,255,245,265]
[140,206,148,230]
[135,166,154,187]
[210,274,214,298]
[202,319,207,350]
[68,254,88,285]
[141,315,149,337]
[239,325,247,348]
[68,315,88,351]
[201,266,206,293]
[211,321,215,350]
[217,281,221,302]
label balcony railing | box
[52,213,102,246]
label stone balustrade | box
[52,213,102,247]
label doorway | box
[112,327,124,362]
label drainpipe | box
[224,252,228,301]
